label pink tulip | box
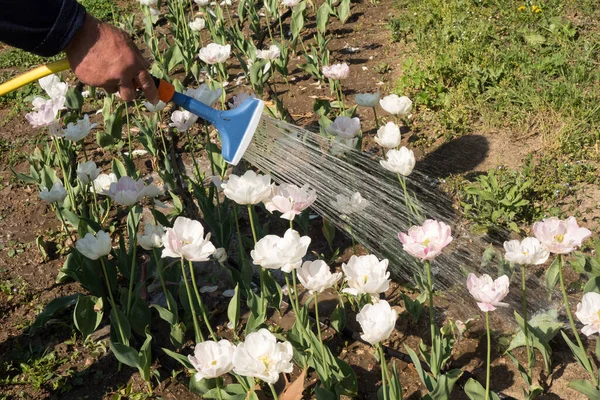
[467,273,510,312]
[533,216,591,254]
[398,219,453,261]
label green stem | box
[291,270,301,313]
[289,219,293,230]
[485,311,491,400]
[373,107,380,129]
[269,383,279,400]
[247,205,258,244]
[53,138,76,212]
[125,105,132,157]
[55,206,76,247]
[100,257,127,344]
[233,205,244,258]
[521,264,533,380]
[558,254,598,385]
[425,260,435,346]
[379,345,388,400]
[153,248,173,313]
[216,379,224,400]
[188,260,217,341]
[125,210,140,318]
[180,258,204,343]
[314,293,330,378]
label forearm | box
[0,0,86,56]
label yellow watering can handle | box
[0,58,71,96]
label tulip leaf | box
[508,310,561,372]
[464,378,500,400]
[290,4,306,40]
[337,0,351,24]
[227,284,241,333]
[315,386,337,400]
[111,341,140,368]
[107,104,124,140]
[11,167,36,184]
[561,331,595,375]
[28,294,80,335]
[405,344,434,392]
[152,304,177,326]
[568,379,600,398]
[96,131,114,148]
[545,256,561,295]
[74,295,103,341]
[129,295,151,336]
[110,307,131,346]
[65,87,84,111]
[170,322,185,348]
[112,158,127,179]
[316,3,331,34]
[330,300,346,333]
[162,347,194,370]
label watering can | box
[0,59,264,165]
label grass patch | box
[390,0,600,229]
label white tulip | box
[26,96,65,128]
[232,328,294,384]
[76,230,112,260]
[140,0,157,5]
[251,229,311,273]
[188,339,235,380]
[576,292,600,336]
[297,260,342,294]
[329,136,358,157]
[281,0,301,6]
[195,0,210,5]
[189,17,206,31]
[169,110,199,132]
[503,237,549,265]
[264,183,317,221]
[330,191,369,215]
[357,300,397,345]
[184,84,222,106]
[39,181,68,203]
[327,116,361,138]
[76,161,101,184]
[374,122,401,148]
[355,91,380,107]
[228,92,257,109]
[257,45,281,60]
[144,100,166,112]
[221,170,273,205]
[138,223,165,250]
[63,114,98,142]
[342,254,391,297]
[106,176,157,206]
[214,248,228,263]
[91,173,118,195]
[322,63,350,80]
[380,94,412,116]
[199,43,231,64]
[380,147,415,176]
[161,217,216,261]
[39,74,68,99]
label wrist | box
[64,13,101,57]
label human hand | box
[64,14,158,104]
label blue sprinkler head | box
[155,79,264,165]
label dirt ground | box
[0,0,596,399]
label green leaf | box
[568,379,600,398]
[96,131,114,148]
[28,294,80,335]
[65,87,84,110]
[112,158,127,179]
[584,276,600,294]
[316,3,331,34]
[162,347,194,370]
[227,284,241,332]
[74,295,103,340]
[561,331,595,375]
[404,344,433,392]
[464,378,500,400]
[508,309,562,372]
[152,304,177,326]
[429,368,462,399]
[107,104,125,140]
[545,257,561,295]
[111,341,141,368]
[330,300,346,333]
[337,0,351,24]
[129,295,151,336]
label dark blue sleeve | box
[0,0,87,57]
